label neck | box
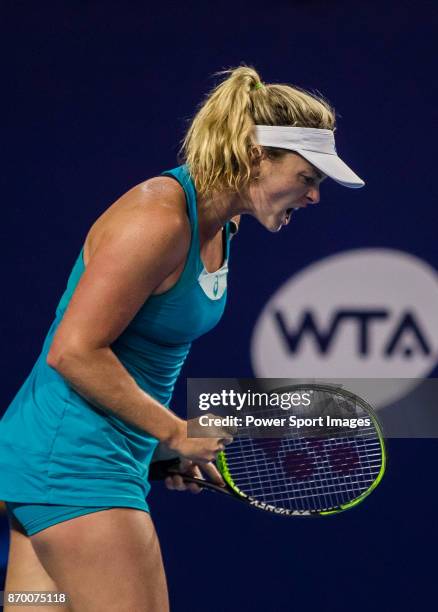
[197,190,247,240]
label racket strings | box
[223,429,383,512]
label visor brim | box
[296,150,365,189]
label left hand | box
[164,458,225,494]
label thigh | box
[29,508,169,612]
[4,514,69,612]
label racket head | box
[215,384,386,517]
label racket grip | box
[149,458,181,480]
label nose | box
[306,186,320,205]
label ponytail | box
[179,64,335,197]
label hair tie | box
[254,82,264,90]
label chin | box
[265,218,284,233]
[269,224,283,233]
[256,212,284,233]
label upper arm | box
[48,184,189,361]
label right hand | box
[167,416,234,464]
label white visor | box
[254,125,365,188]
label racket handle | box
[148,458,235,496]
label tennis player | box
[0,65,364,611]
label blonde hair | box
[179,65,336,197]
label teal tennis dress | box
[0,165,231,519]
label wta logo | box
[251,249,438,405]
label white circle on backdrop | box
[250,249,438,408]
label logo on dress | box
[198,261,228,300]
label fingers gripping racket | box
[149,384,386,517]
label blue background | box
[1,1,437,610]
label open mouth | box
[283,207,295,224]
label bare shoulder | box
[110,175,189,235]
[136,175,187,206]
[84,175,190,264]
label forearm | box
[47,347,184,443]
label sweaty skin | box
[45,150,325,494]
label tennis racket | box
[149,384,386,516]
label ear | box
[249,144,264,162]
[248,145,266,177]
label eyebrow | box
[300,169,325,180]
